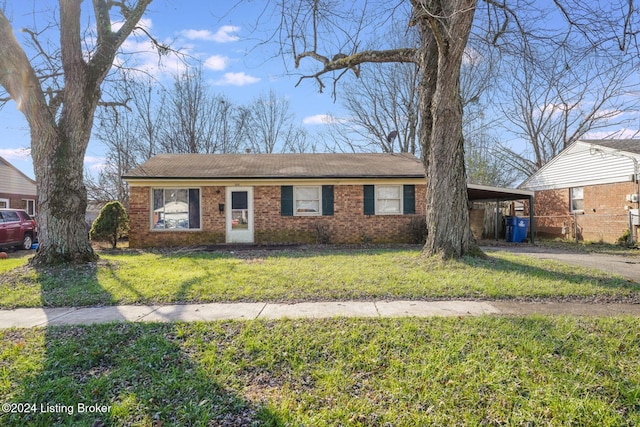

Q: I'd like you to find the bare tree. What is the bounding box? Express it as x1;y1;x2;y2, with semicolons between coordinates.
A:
464;114;520;187
338;61;420;155
271;0;639;258
332;19;422;155
89;75;167;206
244;89;308;153
0;0;160;265
128;75;166;161
277;0;478;258
89;109;139;206
92;67;250;204
161;67;243;154
498;49;640;177
335;27;498;158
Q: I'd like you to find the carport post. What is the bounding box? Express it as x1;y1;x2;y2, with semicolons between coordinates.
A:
528;195;535;244
495;199;499;240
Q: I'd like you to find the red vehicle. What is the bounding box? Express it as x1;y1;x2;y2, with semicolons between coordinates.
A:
0;209;37;250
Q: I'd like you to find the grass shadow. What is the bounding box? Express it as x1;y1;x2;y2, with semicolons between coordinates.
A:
3;244;639;309
35;262;117;307
1;251;281;426
1;322;281;426
464;250;640;299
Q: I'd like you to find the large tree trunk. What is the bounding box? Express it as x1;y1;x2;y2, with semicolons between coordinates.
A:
32;130;97;264
414;0;480;258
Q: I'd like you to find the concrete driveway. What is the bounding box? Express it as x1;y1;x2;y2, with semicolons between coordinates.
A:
482;245;640;283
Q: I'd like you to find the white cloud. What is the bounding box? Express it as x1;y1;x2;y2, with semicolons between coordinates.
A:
112;17;153;33
214;72;260;86
302;114;344;125
204;55;230;71
114;37;190;79
213;25;240;42
584;129;640;140
462;47;483;66
84;156;107;172
180;25;240;43
0;148;31;161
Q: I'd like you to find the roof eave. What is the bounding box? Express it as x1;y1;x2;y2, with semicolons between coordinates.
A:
122;174;426;181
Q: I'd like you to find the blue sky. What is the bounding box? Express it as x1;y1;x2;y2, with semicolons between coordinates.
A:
2;1;639;181
0;0;345;179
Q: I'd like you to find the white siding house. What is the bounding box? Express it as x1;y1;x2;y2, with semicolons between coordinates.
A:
520;139;640;243
520;140;640;191
0;156;37;215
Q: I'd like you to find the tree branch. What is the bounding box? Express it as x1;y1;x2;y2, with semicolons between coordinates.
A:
0;10;51;123
90;0;152;84
295;48;417;92
59;0;86;78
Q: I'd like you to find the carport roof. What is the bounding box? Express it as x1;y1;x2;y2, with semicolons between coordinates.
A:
467;184;534;202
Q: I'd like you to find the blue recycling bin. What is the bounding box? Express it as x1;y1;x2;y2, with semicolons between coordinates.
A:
505;216;529;243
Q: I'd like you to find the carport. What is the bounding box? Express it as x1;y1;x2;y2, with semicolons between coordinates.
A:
467;184;535;243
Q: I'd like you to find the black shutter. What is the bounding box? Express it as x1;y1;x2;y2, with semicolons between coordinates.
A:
322;185;334;216
363;185;375;215
281;186;294;216
403;185;415;214
188;189;201;229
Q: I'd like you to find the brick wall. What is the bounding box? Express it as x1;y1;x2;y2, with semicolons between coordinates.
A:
128;183;427;248
532;181;638;243
0;193;36;211
253;185;427;244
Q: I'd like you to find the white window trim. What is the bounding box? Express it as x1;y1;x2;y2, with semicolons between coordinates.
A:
23;199;36;216
150;188;202;231
294;186;322;216
570;187;584;213
375;185;403;215
0;198;9;209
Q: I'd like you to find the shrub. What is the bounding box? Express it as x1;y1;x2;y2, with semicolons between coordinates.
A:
408;215;427;244
617;229;631;246
313;221;331;244
90;201;129;249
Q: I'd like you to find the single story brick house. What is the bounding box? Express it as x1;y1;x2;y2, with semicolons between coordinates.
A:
520;139;640;243
0;156;37;216
123;153;429;247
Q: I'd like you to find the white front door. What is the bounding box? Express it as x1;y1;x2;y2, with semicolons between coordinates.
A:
226;187;254;243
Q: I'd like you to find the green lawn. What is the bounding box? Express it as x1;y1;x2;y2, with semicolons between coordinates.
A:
1;317;639;426
533;238;640;256
0;247;638;308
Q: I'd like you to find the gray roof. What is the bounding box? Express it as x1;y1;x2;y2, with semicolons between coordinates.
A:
123;153;426;180
581;139;640;155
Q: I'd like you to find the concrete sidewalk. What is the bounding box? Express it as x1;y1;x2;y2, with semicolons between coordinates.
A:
1;300;640;328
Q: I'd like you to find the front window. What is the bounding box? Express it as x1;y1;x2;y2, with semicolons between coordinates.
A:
570;187;584;212
294;186;321;216
376;185;402;214
152;188;200;230
0;198;8;209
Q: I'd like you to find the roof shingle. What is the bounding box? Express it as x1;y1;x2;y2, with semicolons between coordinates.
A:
581;139;640;155
123;153;426;180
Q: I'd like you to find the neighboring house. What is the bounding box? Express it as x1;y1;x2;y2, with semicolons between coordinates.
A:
123;153;534;248
520;139;640;243
0;156;37;216
85;201;106;231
